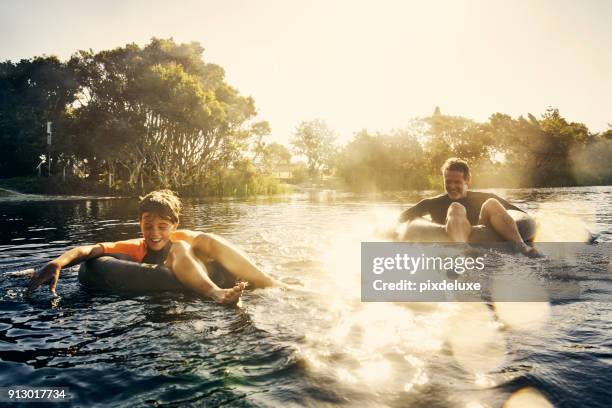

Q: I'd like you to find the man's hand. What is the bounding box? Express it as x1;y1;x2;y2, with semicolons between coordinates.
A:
27;262;61;296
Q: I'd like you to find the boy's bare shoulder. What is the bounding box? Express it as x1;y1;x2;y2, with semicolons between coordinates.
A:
98;238;144;248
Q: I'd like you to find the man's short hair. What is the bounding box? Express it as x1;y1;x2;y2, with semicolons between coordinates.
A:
138;190;181;223
441;158;470;179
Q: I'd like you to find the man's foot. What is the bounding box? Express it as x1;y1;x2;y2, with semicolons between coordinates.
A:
517;243;542;258
211;282;246;305
460;243;483;257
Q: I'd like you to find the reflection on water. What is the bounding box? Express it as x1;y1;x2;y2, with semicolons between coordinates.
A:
505;387;554;408
0;187;610;407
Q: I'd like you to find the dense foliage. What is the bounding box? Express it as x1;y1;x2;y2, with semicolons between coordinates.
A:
336;108;611;191
1;39;609;195
0;38;286;196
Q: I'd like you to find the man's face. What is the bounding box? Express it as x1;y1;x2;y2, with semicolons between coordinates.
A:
139;212;178;251
444;170;470;200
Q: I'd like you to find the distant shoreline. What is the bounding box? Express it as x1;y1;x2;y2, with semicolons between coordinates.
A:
0;186;27;196
1;177;610;200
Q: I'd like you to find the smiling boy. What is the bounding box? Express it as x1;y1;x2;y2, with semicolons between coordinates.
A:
27;190;277;303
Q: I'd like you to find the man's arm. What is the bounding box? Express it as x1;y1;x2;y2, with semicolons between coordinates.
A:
398;199;429;223
172;230;277;287
27;244;104;295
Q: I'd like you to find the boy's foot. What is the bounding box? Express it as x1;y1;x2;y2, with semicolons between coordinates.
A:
212;282;246;305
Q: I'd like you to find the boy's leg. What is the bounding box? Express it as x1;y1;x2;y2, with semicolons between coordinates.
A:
165;241;245;304
192;234;278;288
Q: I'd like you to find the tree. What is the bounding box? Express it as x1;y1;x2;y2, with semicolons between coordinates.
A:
260;142;291;173
485;108;593;186
0;57;77;177
424;112;493;176
337;128;428;192
291;119;336;179
65;38;266;192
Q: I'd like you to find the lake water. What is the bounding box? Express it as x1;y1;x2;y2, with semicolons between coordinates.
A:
0;187;610;407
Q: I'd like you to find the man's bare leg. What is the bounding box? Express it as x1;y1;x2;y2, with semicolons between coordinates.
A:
479;198;539;257
446;202;472;243
165;242;245;304
445;203;481;255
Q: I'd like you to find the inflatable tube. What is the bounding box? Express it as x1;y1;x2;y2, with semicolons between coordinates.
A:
78;254;237;294
398;209;537;244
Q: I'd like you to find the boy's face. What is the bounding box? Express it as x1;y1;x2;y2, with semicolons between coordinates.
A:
139;212;178;251
444;170;470;200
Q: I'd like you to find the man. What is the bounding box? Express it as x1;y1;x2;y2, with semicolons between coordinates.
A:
398;158;539;257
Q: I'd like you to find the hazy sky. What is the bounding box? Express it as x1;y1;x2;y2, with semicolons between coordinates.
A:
1;0;611;144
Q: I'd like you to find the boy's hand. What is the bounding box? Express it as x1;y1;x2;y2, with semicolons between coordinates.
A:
27;262;61;296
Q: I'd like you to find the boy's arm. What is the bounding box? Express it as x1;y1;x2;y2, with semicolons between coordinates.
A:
27;244;104;295
172;230;277;287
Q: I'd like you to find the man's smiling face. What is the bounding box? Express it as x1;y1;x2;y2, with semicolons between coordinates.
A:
444;170;470;200
139;212;177;251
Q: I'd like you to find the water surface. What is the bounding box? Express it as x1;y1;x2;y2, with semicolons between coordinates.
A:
1;187;610;407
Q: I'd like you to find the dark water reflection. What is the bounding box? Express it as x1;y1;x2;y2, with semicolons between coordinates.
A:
0;187;611;407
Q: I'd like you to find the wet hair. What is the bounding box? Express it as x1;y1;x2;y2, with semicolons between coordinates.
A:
441;157;470;179
138;190;181;223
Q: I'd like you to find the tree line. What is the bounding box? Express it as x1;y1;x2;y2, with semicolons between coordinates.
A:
292;108;611;191
1;38;610;196
0;38;285;196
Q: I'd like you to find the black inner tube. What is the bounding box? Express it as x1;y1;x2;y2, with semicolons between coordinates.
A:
400;210;537;244
78;254;237;294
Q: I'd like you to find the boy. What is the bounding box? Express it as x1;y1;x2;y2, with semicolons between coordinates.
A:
27;190;277;304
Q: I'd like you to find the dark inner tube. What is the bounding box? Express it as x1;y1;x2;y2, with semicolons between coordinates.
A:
78;254;237;294
399;209;537;245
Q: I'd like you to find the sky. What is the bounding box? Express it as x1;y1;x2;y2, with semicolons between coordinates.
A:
1;0;611;145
